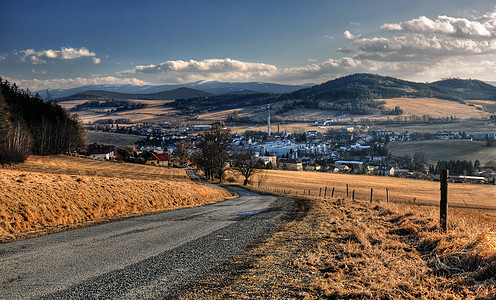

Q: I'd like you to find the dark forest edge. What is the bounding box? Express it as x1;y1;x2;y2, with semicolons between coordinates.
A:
0;78;86;165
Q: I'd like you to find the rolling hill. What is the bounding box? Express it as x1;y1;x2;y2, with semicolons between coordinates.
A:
168;74;496;117
57;87;212;101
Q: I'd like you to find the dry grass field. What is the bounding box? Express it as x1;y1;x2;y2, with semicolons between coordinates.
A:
86;130;144;147
176;170;496;299
382;97;491;120
374;119;495;134
251;170;496;210
467;100;496;114
0;155;232;242
387;140;496;165
59;99;178;124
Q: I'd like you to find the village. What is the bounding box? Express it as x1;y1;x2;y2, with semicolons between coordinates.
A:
83;118;496;184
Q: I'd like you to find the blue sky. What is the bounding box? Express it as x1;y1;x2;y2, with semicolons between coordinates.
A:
2;0;496;90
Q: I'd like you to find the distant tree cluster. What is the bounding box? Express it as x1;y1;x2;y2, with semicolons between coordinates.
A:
0;79;86;164
435;160;476;176
171;93;274;115
276;97;384;115
70;99;146;113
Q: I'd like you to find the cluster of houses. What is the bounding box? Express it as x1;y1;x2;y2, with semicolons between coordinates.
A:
84;121;496;182
85;143;171;166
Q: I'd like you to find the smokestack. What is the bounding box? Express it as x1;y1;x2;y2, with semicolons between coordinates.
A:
267;104;271;136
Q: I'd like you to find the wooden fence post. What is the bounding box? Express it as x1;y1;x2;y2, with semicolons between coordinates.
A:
346;184;349;198
331;187;335;198
319;188;322;197
440;169;448;231
370;188;374;203
386;188;389;203
352;189;355;201
324;186;327;197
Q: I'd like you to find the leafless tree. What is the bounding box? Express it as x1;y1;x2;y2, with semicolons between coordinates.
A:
232;150;262;185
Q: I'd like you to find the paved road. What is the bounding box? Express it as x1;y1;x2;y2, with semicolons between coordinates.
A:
0;185;292;299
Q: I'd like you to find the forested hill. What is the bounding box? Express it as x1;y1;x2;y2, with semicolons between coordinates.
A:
168;74;496;115
0;79;86;164
430;78;496;100
285;73;496;102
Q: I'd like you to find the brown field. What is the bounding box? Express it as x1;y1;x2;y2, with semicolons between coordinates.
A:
375;119;495;134
382;97;491;119
387;139;496;165
59;99;178;124
467;100;496;113
251;170;496;209
86;130;144;146
177;170;496;299
0;155;232;242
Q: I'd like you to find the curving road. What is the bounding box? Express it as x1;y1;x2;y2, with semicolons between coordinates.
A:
0;183;293;299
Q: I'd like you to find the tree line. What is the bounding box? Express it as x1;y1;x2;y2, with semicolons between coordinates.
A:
0;79;86;164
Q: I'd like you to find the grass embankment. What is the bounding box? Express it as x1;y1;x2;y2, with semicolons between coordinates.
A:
177;170;496;299
0;155;232;242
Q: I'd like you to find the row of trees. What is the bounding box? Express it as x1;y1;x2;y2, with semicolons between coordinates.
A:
433;160;480;176
0;79;86;164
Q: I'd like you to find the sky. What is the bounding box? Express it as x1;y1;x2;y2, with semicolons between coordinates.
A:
2;0;496;91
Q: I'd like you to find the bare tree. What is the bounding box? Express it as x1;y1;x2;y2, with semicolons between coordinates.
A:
192;122;232;182
256;170;270;188
173;139;192;164
232;150;261;185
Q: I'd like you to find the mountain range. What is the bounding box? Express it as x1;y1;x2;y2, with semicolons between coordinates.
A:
38;81;313;100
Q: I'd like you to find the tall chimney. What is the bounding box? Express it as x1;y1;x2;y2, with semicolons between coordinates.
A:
267;104;271;136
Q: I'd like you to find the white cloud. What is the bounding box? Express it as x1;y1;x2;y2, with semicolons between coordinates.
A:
20;47;101;64
120;58;277;75
381;14;494;38
344;30;361;40
324;35;335;39
7;76;149;91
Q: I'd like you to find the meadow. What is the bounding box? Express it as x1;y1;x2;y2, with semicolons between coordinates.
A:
0;155;232;242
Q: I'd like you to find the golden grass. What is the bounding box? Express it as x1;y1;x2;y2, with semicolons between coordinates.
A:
255;170;496;209
0;155;232;242
58;99;178;124
7;155;190;181
176;170;496;299
382;97;491;119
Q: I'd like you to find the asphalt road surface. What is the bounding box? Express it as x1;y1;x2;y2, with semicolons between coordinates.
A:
0;184;293;299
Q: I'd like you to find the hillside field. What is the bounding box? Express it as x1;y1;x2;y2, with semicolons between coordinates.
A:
382;97;491;119
86;130;144;147
0;155;232;242
387;140;496;165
